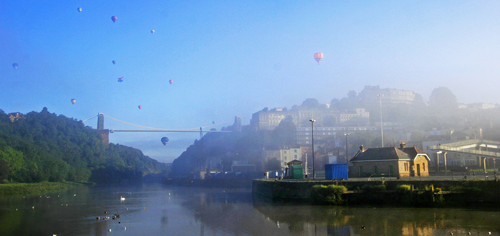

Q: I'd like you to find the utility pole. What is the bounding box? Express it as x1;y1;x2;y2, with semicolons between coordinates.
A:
378;94;384;147
310;119;316;180
344;133;349;162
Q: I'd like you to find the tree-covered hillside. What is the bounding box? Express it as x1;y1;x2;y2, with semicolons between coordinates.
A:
0;108;167;184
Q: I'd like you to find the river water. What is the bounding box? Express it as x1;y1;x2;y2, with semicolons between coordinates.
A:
0;184;499;236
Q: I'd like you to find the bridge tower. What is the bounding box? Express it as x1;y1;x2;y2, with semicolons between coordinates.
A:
95;113;110;146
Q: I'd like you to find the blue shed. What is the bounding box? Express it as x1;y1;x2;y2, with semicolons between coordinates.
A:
325;164;348;180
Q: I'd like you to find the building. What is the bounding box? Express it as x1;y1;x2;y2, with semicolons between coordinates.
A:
261;147;302;170
250;108;296;130
358;85;424;108
350;143;430;178
8;112;25;123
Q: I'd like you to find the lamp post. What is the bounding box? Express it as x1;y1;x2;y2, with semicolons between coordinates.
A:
309;119;316;180
344;133;349;162
377;94;384;147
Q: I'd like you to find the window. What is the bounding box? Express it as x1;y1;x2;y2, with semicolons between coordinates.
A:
374;166;378;174
404;163;409;171
423;163;426;171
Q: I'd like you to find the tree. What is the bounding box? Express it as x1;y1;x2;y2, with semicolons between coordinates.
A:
429;87;458;111
0;160;10;183
300;98;322;109
0;146;25;180
271;116;297;147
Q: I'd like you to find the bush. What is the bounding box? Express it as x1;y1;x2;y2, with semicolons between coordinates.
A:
449;185;483;195
362;184;386;193
311;184;347;205
396;184;411;192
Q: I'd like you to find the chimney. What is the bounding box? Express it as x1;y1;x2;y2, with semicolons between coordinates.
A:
400;142;406;149
359;145;365;152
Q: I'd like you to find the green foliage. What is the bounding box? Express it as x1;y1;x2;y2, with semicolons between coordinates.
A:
362;184;386;193
0;182;84;195
0;146;25;181
311;184;347;205
396;184;411;192
449;185;484;195
0;160;10;182
0;108;167;184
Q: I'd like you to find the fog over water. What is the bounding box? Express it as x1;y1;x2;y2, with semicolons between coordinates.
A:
2;1;500;163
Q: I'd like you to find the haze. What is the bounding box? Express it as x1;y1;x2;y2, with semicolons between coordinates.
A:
2;0;499;163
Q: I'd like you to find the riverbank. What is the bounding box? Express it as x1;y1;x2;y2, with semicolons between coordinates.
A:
0;182;92;196
253;179;500;206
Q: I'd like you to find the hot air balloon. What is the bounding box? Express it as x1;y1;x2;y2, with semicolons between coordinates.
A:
138;105;142;109
169;80;173;84
77;7;82;12
71;99;76;104
151;30;155;34
118;77;123;82
111;16;117;23
161;137;169;146
212;121;215;125
112;60;116;64
12;63;18;69
313;52;323;65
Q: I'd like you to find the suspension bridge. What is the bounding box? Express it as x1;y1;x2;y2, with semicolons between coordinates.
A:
83;113;239;145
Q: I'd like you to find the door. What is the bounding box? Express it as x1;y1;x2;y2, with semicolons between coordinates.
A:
389;165;393;177
416;164;420;176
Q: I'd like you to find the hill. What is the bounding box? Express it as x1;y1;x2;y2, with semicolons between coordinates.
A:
0;108;168;184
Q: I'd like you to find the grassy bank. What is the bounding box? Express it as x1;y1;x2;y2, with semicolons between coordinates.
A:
0;182;90;196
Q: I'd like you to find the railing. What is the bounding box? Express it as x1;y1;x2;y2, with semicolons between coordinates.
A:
430;139;500;157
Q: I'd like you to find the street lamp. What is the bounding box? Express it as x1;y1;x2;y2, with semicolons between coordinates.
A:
344;133;349;162
309;119;316;180
377;94;384;147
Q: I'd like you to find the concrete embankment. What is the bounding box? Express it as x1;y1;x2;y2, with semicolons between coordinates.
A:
252;179;500;206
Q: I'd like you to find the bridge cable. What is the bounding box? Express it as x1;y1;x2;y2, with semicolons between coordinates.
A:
102;114;230;131
82;115;98;122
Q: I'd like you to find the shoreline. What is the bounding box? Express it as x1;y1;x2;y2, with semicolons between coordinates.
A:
252;179;500;207
0;182;93;196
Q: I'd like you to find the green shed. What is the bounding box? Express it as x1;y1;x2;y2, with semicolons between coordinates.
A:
286;160;303;179
290;165;303;179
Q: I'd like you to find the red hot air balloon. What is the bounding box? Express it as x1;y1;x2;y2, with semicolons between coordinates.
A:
313;52;324;65
111;16;117;23
71;99;76;104
138;105;142;109
118;77;123;82
169;80;173;84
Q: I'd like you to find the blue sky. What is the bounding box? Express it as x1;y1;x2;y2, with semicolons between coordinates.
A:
2;0;500;163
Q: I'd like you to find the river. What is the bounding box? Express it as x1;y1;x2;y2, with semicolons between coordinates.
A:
0;184;499;235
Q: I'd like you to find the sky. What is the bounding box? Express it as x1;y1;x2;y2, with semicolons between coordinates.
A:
2;0;500;163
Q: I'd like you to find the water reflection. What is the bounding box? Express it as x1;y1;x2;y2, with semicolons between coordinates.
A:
252;195;500;236
0;185;499;236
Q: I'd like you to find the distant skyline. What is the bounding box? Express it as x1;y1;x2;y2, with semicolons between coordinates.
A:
2;1;500;163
